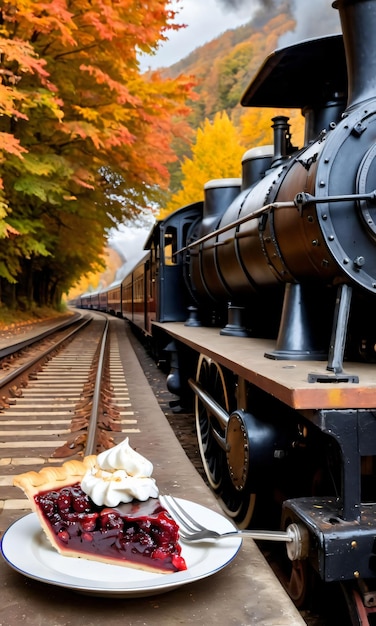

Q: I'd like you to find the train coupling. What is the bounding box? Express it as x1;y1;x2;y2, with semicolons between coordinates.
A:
246;523;310;561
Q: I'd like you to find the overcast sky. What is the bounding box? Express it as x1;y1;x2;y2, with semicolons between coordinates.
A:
139;0;253;71
139;1;341;71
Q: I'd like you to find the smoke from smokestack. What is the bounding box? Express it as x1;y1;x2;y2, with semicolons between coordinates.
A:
215;1;341;41
279;0;341;46
216;0;276;10
216;0;248;7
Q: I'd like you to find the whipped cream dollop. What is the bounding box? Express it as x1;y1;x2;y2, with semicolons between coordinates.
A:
81;438;159;507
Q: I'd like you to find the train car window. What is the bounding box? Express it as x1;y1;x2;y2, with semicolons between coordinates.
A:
164;227;177;266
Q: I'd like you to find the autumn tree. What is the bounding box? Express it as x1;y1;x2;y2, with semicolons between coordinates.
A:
169;9;297;129
239;107;305;152
159;6;298;203
159;111;245;218
0;0;193;308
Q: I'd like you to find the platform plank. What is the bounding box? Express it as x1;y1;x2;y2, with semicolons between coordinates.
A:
155;322;376;410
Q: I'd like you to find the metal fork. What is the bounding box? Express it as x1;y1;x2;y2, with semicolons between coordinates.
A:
160;495;293;543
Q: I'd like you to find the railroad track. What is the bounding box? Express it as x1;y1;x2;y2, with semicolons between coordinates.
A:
0;314;137;529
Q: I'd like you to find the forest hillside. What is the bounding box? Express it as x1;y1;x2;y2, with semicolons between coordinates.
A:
162;2;294;126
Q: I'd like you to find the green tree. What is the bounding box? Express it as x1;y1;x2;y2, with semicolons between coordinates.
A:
217;43;252;111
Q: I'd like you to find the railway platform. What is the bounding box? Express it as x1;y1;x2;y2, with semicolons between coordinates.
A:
0;314;305;626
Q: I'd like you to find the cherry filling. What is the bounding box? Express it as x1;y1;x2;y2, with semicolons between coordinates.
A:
34;484;187;572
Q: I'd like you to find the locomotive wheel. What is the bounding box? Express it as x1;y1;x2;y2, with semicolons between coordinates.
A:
217;482;256;529
339;582;376;626
195;355;229;492
282;560;310;608
195;355;256;528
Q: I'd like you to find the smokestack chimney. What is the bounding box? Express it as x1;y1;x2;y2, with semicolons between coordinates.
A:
333;0;376;109
271;116;291;165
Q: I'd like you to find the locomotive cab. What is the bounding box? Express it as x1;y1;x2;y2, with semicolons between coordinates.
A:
144;203;203;323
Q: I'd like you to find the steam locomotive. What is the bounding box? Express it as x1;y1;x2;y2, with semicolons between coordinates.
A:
78;0;376;620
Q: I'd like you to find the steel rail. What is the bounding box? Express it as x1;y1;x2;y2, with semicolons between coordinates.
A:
0;312;85;359
84;317;110;456
0;316;92;391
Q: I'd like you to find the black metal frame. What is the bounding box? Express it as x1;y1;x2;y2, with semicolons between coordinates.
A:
284;407;376;581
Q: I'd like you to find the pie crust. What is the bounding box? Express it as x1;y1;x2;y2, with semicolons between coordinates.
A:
14;456;97;502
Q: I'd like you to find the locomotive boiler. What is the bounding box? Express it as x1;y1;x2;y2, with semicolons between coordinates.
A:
185;0;376;380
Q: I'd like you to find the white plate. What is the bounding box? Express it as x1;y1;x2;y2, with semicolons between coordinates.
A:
1;498;242;597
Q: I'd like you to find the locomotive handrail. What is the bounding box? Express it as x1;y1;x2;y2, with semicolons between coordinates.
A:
295;190;376;208
174;200;295;255
174;189;376;255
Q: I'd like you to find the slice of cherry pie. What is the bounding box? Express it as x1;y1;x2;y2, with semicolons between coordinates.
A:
14;457;187;574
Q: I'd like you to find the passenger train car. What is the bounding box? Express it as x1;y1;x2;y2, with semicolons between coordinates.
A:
77;1;376;621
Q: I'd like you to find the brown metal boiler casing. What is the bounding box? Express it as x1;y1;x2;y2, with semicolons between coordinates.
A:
215;168;281;297
190;179;241;302
261;145;336;284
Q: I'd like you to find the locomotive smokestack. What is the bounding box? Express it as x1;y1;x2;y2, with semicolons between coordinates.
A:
333;0;376;109
271;116;291;165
